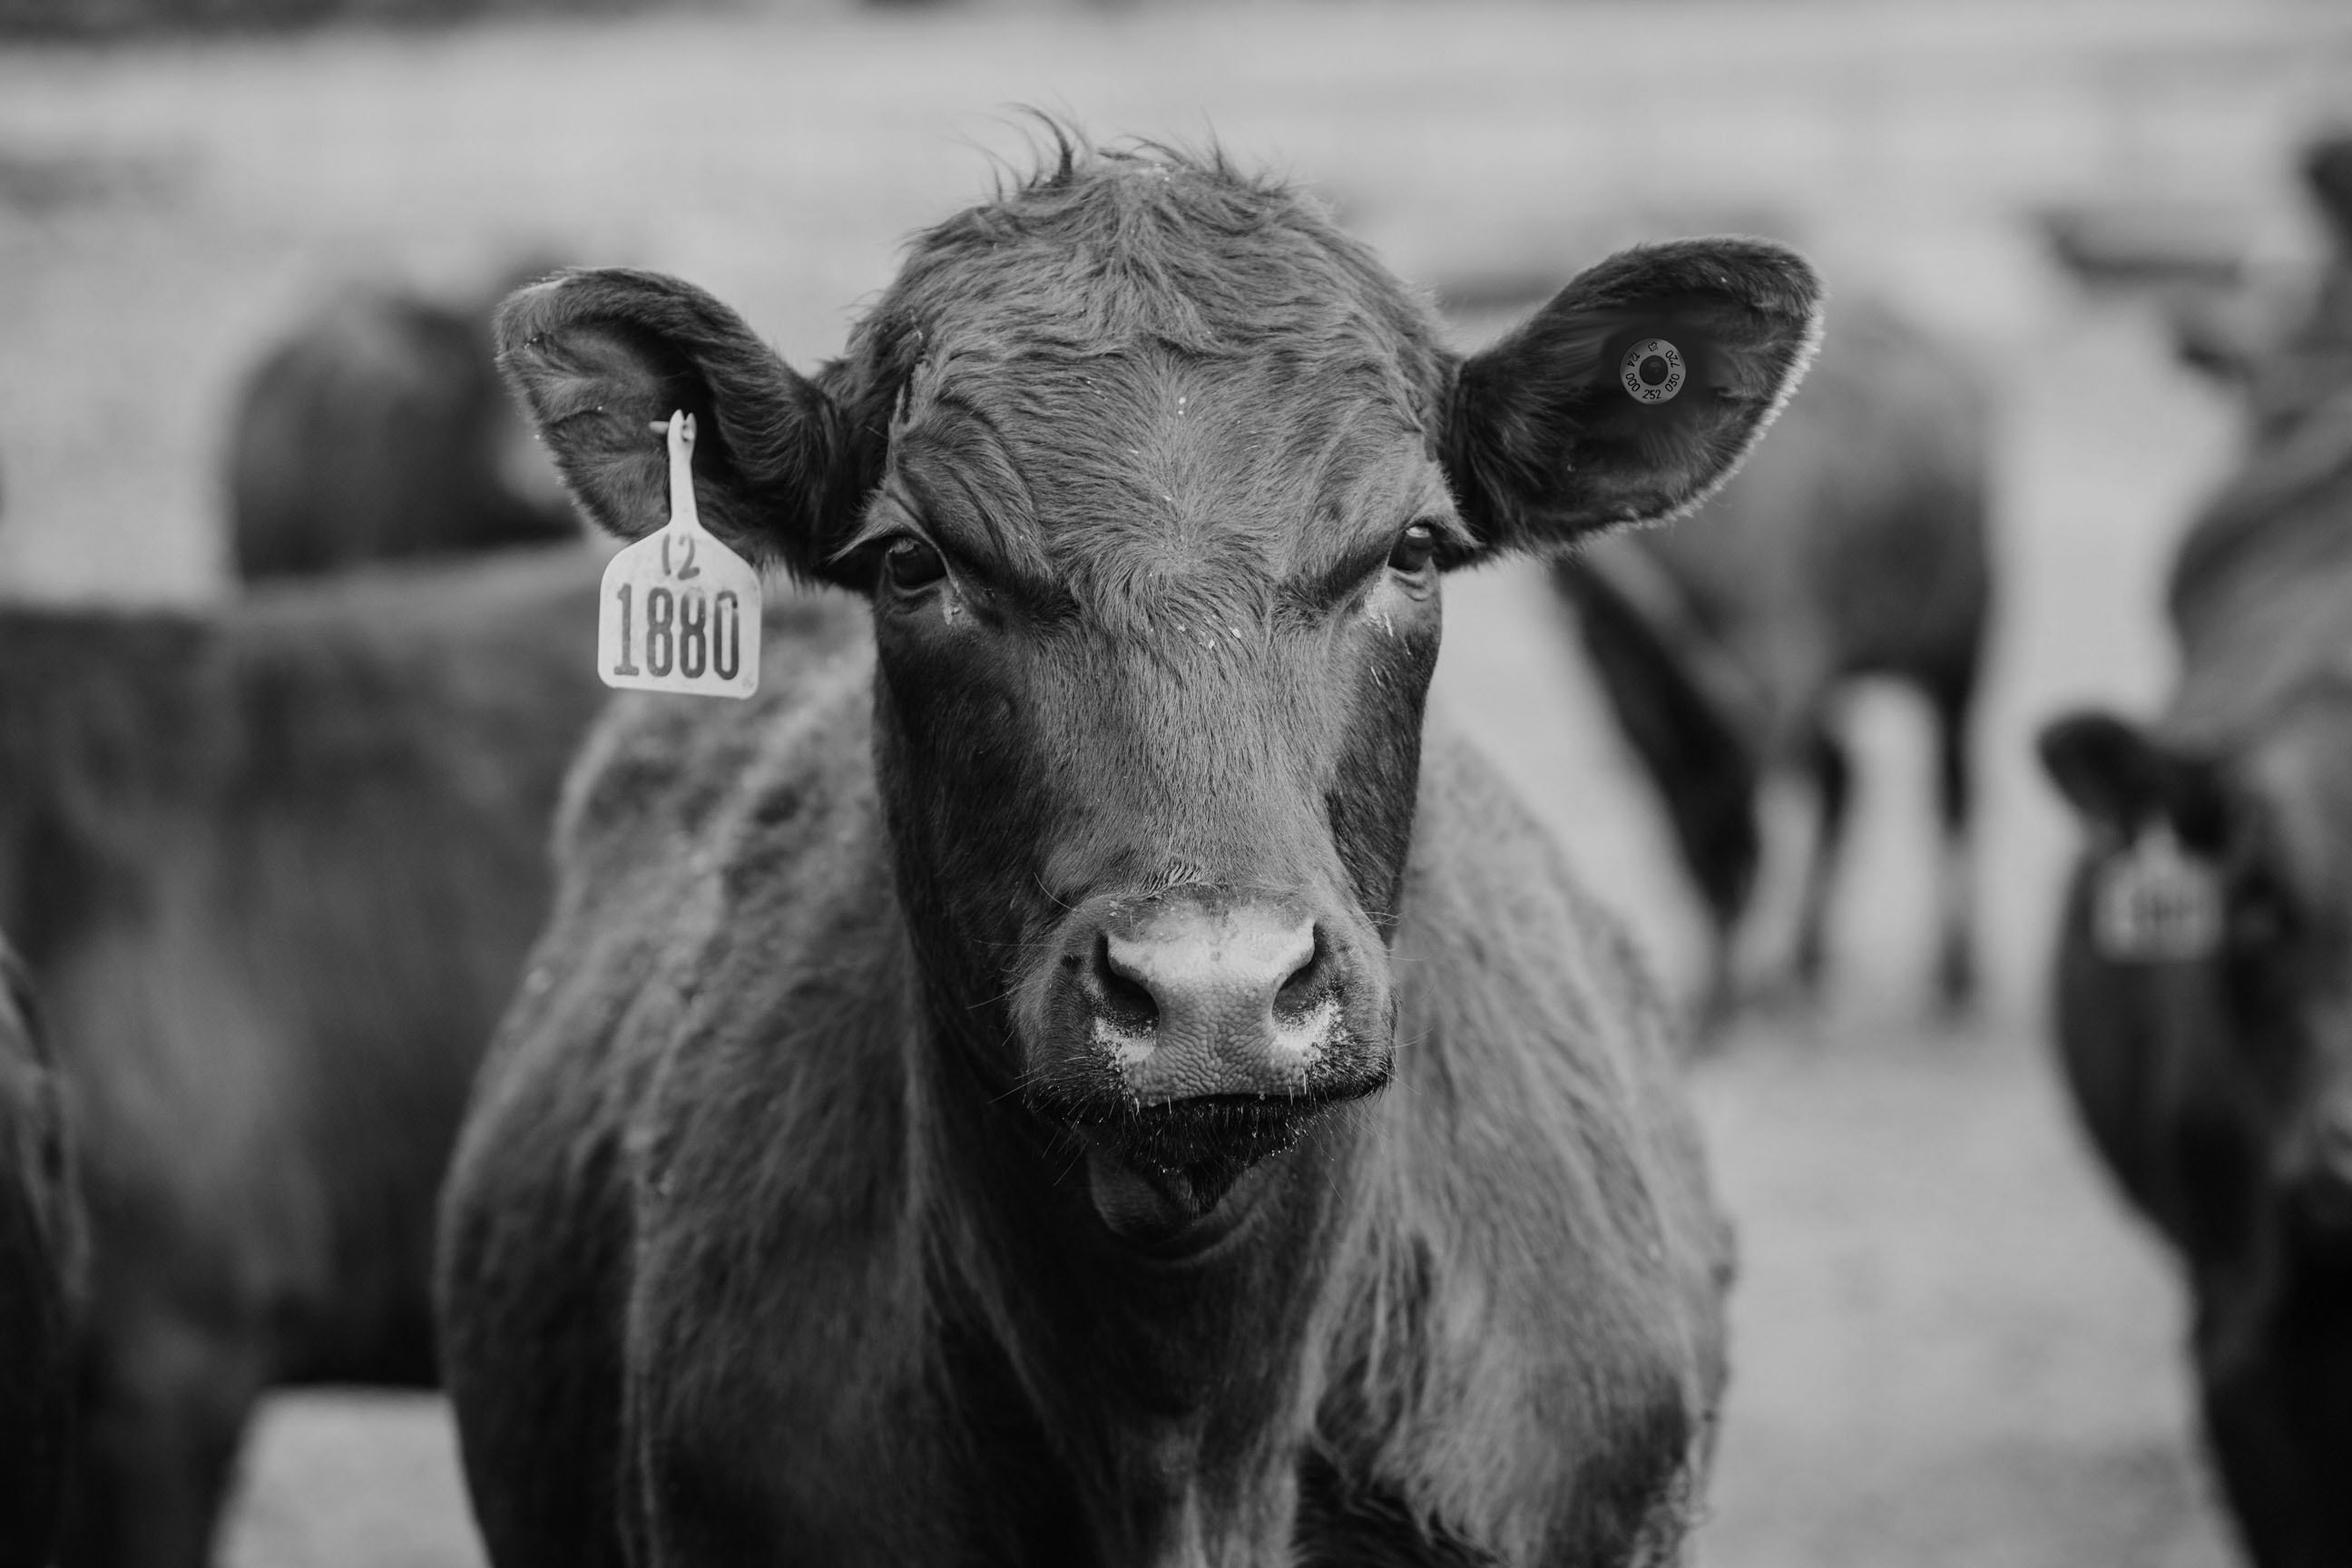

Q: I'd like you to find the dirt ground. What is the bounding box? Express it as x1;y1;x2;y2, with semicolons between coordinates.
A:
6;2;2352;1563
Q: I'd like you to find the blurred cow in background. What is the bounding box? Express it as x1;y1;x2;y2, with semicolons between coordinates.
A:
2112;129;2352;447
2040;367;2352;1568
0;547;633;1568
2179;132;2352;440
1553;298;1991;1026
0;934;79;1568
225;266;580;579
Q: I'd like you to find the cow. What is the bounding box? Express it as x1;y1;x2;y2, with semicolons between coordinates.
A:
436;135;1821;1567
2161;131;2352;446
2039;359;2352;1567
0;933;79;1568
1550;297;1990;1026
225;270;580;579
0;546;859;1568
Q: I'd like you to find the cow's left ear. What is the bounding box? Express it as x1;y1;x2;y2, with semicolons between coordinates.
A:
1442;239;1822;554
495;268;877;589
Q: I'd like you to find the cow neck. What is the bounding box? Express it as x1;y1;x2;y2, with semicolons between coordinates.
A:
906;984;1372;1565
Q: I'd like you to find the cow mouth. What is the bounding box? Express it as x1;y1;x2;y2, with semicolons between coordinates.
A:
1040;1081;1388;1243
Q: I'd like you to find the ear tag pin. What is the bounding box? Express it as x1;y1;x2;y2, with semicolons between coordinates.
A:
2092;821;2224;963
1621;338;1687;405
596;411;761;700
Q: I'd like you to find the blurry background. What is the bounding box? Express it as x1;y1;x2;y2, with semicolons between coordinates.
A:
4;1;2348;1563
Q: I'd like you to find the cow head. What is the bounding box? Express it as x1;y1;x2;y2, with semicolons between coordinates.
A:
2043;701;2352;1240
2166;131;2352;439
499;141;1818;1239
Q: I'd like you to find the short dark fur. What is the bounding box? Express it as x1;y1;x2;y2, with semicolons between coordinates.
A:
2041;372;2352;1566
1553;297;1990;1022
0;551;844;1568
0;935;80;1568
447;133;1817;1566
228;278;581;578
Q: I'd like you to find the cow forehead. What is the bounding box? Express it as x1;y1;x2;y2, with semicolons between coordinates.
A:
846;152;1456;586
885;344;1447;586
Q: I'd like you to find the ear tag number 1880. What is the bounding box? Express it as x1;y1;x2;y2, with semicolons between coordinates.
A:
598;410;761;699
2092;821;2224;963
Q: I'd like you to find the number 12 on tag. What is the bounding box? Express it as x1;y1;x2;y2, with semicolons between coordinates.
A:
598;411;761;699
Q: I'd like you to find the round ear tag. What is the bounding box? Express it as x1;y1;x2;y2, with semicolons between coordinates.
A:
1620;338;1686;405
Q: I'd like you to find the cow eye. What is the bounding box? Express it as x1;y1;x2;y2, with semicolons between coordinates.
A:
882;536;947;593
1388;522;1438;574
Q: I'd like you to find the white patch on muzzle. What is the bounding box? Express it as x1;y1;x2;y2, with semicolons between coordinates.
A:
1271;995;1341;1062
1087;996;1341;1072
1092;1014;1157;1069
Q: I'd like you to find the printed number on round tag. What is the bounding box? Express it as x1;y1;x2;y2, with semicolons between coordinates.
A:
597;412;761;700
1620;338;1686;405
2092;823;2223;963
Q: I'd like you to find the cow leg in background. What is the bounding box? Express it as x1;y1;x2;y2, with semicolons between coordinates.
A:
1928;667;1978;1016
63;1313;267;1568
1696;841;1756;1041
1549;557;1760;1040
1790;720;1853;998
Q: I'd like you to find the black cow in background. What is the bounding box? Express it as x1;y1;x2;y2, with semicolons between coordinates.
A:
0;934;79;1568
2040;361;2352;1564
1553;297;1991;1026
225;266;580;579
439;138;1819;1566
0;549;849;1568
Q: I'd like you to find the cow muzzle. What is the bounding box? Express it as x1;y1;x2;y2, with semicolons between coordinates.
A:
1019;885;1394;1233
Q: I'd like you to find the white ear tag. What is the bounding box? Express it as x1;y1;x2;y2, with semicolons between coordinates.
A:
2092;822;2224;963
1620;338;1686;405
596;411;760;699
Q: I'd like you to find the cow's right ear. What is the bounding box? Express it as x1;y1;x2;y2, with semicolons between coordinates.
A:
2038;710;2229;846
1441;238;1823;556
495;268;871;589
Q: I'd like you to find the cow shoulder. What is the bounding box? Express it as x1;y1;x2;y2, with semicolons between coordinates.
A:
453;620;938;1558
1317;721;1728;1560
441;605;876;1560
589;652;950;1556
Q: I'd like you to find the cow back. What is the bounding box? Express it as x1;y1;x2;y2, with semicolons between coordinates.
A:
1;546;609;1387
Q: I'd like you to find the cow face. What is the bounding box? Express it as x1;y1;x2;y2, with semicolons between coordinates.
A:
500;145;1818;1237
2043;704;2352;1240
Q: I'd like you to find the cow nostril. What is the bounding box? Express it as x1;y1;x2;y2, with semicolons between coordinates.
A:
1091;933;1161;1034
1273;927;1331;1019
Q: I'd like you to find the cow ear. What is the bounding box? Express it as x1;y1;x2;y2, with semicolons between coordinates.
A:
1442;238;1823;554
2039;710;2230;846
495;268;870;590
